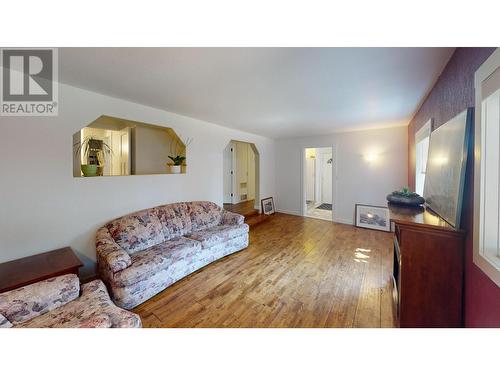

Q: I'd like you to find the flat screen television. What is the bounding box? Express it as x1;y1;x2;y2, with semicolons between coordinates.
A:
423;108;473;228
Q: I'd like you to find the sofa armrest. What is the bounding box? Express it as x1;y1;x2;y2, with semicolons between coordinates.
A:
0;274;80;325
221;210;245;225
80;279;142;328
96;226;132;274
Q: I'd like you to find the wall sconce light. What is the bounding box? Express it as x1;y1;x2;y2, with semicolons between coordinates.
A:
433;155;448;166
364;153;379;163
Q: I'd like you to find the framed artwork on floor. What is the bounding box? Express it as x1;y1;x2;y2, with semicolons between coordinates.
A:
355;204;390;232
261;197;275;215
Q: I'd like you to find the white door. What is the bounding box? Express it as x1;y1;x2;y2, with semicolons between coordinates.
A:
306;157;315;202
102;135;112;176
119;128;131;175
320;151;332;204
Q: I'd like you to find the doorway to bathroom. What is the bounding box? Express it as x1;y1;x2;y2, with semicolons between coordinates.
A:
303;147;333;221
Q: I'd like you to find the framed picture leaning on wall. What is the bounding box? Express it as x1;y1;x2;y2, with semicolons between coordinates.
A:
355;204;390;232
261;197;275;215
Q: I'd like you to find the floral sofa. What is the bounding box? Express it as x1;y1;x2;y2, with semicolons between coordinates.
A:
0;274;141;328
96;201;249;309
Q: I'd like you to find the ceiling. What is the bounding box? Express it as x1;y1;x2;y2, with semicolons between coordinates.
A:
59;48;455;139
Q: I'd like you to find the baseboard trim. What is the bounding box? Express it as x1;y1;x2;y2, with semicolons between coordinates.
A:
275;209;302;216
333;217;353;225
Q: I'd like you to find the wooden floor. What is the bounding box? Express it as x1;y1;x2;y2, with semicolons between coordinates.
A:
223;199;270;227
133;213;395;327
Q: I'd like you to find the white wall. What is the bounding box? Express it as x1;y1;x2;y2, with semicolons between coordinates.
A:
275;126;408;224
0;83;275;276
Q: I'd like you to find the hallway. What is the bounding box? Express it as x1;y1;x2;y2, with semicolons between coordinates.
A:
306;201;332;221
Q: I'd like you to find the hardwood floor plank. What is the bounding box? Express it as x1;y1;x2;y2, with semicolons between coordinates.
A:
139;312;163;328
133;213;394;328
353;247;382;328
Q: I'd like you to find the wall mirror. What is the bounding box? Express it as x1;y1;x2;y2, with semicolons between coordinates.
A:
73;115;188;177
423;108;472;229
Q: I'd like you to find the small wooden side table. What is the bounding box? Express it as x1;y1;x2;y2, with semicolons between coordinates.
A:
0;247;83;293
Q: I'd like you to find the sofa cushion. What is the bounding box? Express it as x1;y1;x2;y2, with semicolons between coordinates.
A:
186;224;249;249
157;202;193;240
0;274;80;325
17;280;141;328
75;314;112;328
187;201;223;231
111;237;202;287
106;208;165;255
110;232;249;309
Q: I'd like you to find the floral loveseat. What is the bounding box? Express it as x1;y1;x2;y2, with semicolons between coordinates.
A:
96;201;249;309
0;274;141;328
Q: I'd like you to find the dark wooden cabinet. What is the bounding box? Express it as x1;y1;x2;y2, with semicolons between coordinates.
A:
389;204;466;328
0;247;83;293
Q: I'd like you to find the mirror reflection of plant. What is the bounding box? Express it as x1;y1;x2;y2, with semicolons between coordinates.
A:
169;135;193;165
167;155;185;166
74;136;113;165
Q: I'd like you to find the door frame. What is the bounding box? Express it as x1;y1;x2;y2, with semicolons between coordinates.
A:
301;145;337;221
231;141;238;204
223;141;234;204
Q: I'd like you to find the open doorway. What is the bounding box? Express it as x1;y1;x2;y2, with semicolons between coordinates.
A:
303;147;333;221
223;140;260;214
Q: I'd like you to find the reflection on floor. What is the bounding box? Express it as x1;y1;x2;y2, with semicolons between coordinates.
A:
306;201;332;221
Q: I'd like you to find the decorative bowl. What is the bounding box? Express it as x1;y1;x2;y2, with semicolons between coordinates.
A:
386;192;425;206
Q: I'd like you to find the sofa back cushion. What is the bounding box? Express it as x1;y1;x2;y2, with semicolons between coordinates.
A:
157;202;193;240
106;208;165;255
187;201;223;231
0;274;80;326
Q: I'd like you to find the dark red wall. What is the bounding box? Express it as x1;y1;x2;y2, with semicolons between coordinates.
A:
408;47;500;327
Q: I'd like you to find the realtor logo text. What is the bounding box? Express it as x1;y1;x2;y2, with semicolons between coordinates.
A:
1;48;58;116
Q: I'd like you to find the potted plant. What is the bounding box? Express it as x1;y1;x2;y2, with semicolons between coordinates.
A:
386;186;425;206
74;136;112;177
168;136;192;174
168;155;185;174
